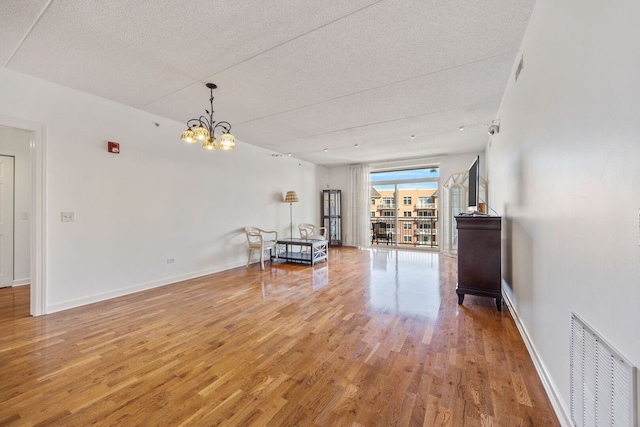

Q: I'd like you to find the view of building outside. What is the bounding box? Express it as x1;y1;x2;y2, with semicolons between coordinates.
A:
370;168;439;248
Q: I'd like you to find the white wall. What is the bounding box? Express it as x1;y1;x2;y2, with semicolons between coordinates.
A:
486;0;640;423
0;68;328;313
0;127;31;284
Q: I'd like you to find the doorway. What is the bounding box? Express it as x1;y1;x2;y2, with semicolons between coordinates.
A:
370;167;439;249
0;118;44;316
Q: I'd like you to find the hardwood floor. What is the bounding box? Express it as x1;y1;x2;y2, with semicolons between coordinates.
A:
0;248;559;426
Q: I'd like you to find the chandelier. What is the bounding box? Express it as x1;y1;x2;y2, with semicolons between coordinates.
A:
180;83;235;151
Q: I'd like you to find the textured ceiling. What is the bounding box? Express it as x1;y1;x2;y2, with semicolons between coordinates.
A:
1;0;535;166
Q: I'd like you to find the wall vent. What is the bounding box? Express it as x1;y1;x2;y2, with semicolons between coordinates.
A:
570;313;637;426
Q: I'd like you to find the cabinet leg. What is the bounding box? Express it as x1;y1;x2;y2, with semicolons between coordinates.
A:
457;292;464;305
495;297;502;312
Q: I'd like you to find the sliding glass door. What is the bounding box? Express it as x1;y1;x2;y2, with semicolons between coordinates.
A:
370;168;439;249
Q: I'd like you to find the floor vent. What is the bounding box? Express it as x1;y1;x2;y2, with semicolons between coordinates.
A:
570;313;637;427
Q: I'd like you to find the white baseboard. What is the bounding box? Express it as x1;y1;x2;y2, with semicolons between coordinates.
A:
13;278;30;286
46;261;246;314
502;290;573;427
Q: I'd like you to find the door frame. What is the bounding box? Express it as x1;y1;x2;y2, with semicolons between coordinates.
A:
370;168;440;250
0;155;15;288
0;115;46;316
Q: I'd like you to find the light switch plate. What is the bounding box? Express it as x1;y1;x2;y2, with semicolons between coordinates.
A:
61;211;75;222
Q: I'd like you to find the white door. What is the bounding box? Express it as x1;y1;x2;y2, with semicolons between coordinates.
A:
0;155;14;288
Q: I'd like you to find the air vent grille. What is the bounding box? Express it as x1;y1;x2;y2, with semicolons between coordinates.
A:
570;313;637;427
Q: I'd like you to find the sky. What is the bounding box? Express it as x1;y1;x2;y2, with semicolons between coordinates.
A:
371;168;439;190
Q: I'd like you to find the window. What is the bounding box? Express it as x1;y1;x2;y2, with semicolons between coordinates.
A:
418;223;431;229
371;198;375;205
451;185;462;246
403;196;412;205
403;235;412;243
370;211;375;217
403;222;412;230
417;211;428;217
382;197;394;207
403;211;412;217
382;211;394;217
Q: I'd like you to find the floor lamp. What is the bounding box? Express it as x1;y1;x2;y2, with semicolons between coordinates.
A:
285;191;299;238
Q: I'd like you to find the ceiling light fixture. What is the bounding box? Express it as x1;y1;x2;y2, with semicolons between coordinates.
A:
180;83;235;151
459;126;465;131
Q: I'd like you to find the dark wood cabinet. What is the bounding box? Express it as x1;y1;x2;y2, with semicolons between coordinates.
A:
455;216;502;311
322;190;342;246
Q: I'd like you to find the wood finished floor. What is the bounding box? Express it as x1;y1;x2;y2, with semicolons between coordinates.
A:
0;248;559;426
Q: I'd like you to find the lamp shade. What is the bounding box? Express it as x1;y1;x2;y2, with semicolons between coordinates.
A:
285;191;299;203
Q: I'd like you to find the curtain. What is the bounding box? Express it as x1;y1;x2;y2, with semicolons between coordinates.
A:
347;164;371;247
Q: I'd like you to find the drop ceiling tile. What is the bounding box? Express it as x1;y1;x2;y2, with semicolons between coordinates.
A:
0;0;49;65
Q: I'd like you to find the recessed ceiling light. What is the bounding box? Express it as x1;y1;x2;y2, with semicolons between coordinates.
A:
459;126;465;131
354;144;359;148
324;148;328;152
287;153;292;157
410;135;416;139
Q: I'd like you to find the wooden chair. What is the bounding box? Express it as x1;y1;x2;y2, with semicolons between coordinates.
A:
244;227;278;270
298;223;327;240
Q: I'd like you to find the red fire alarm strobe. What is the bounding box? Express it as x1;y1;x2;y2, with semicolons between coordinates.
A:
108;141;120;154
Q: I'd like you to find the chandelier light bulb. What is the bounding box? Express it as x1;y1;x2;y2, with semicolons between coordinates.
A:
219;132;236;151
181;129;196;144
203;136;217;150
193;125;209;141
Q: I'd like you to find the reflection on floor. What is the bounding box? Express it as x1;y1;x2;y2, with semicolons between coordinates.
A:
369;248;442;318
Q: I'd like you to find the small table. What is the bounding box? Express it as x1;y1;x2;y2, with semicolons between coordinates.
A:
276;238;328;266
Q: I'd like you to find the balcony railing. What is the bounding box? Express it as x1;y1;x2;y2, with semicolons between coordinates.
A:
414;202;436;209
415;229;437;235
371;217;438;248
377;203;396;210
416;213;437;219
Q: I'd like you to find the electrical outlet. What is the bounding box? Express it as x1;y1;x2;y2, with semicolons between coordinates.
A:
166;258;175;264
61;211;75;222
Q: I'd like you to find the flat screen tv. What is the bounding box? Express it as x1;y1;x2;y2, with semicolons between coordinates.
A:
468;155;480;212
